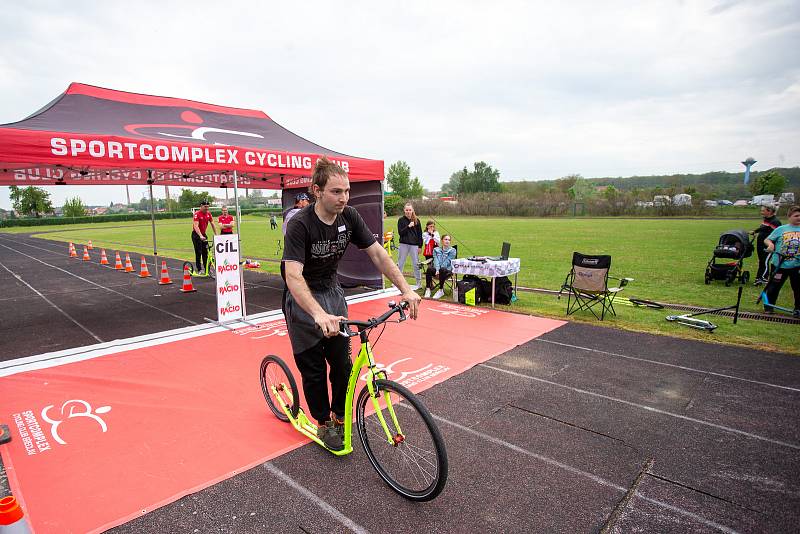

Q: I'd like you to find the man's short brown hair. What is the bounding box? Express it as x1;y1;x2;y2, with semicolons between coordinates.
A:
788;205;800;216
310;156;347;193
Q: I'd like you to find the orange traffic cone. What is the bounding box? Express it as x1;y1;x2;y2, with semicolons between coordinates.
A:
82;246;91;261
114;251;123;270
69;242;77;258
87;239;93;250
139;257;151;278
180;265;196;293
99;249;109;265
0;495;32;533
124;253;134;273
158;260;173;285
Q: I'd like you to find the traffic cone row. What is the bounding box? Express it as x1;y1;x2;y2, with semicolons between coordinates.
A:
63;239;197;295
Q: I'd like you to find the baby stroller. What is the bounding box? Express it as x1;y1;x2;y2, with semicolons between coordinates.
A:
704;229;753;286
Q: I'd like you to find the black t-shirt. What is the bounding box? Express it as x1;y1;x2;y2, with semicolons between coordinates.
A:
282;205;376;290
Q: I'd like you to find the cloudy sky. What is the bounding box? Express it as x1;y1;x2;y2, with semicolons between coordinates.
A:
1;0;798;209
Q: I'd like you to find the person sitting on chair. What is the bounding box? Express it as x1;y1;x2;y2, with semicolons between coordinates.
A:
425;234;456;299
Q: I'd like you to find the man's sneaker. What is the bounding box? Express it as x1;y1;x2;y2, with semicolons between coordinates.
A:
432;289;445;299
331;414;345;440
424;288;431;298
410;284;420;291
753;279;765;286
317;420;344;451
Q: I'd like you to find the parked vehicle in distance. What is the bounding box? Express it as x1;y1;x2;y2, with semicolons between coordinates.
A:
703;200;718;207
654;195;671;206
673;194;692;206
751;194;775;206
779;192;795;204
733;200;749;207
717;200;733;206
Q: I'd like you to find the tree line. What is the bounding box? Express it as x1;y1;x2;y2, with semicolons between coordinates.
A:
383;160;798;216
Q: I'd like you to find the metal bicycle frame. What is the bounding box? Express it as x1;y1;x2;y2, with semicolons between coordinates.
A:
269;329;402;457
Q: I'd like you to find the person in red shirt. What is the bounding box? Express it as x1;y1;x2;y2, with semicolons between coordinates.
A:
218;206;235;235
191;201;218;272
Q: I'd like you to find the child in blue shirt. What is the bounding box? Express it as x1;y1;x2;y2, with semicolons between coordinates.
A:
424;234;457;299
763;205;800;315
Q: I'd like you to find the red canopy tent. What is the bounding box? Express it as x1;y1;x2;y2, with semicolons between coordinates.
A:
0;82;384;189
0;83;387;293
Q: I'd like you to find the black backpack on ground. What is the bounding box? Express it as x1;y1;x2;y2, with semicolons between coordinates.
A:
494;276;513;305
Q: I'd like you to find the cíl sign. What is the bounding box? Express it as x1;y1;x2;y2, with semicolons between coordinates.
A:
214;234;243;322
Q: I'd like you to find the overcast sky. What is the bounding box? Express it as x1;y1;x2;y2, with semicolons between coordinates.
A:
1;0;798;209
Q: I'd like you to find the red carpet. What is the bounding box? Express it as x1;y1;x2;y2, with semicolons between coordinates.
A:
0;297;564;533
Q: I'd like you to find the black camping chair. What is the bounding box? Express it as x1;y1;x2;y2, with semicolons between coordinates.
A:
559;252;633;320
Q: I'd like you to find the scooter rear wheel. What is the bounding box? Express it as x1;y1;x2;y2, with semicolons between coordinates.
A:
260;355;299;422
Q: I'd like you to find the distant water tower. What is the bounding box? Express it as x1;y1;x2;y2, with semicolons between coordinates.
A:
741;157;756;185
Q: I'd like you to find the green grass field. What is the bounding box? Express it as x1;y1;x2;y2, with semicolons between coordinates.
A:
2;215;797;354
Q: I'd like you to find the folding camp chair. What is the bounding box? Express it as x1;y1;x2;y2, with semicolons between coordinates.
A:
559;252;632;320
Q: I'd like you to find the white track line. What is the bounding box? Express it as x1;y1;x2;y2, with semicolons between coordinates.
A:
432;414;739;534
0;261;103;343
262;463;370;534
0;241;198;326
536;338;800;393
480;363;800;451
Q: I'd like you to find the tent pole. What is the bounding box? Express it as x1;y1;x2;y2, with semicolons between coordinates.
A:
148;171;158;261
381;179;386;291
233;171;247;318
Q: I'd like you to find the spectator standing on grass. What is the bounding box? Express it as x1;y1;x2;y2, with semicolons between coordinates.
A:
421;220;441;263
270;214;277;230
282;192;311;235
753;204;781;285
425;234;456;299
218;206;235;235
191;201;218;272
763;205;800;316
397;202;423;290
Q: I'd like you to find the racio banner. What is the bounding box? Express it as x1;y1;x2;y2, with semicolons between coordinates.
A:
214;234;244;322
0;82;383;188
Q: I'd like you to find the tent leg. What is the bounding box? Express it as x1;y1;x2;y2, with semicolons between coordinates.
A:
148;172;158;262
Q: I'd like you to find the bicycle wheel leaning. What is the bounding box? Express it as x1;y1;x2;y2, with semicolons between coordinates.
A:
356;379;448;501
182;261;195;275
260;355;299;422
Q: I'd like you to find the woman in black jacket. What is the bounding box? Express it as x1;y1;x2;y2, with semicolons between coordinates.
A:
397;202;423;290
753;204;781;284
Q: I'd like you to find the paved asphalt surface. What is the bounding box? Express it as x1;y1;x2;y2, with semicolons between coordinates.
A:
1;233;799;533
